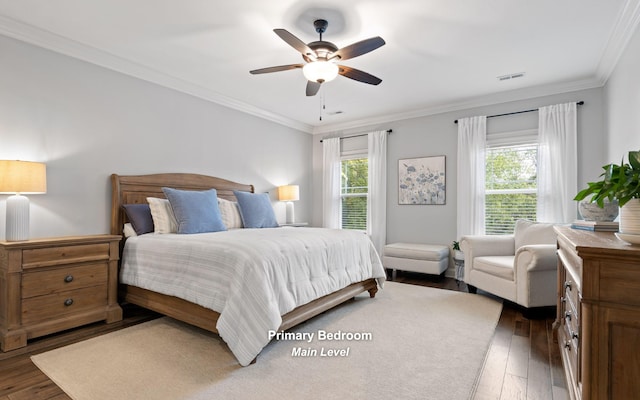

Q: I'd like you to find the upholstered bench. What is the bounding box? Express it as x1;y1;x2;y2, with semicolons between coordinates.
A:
382;243;449;279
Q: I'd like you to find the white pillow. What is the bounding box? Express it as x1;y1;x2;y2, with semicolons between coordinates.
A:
123;223;137;238
514;219;556;249
218;197;244;229
147;197;178;234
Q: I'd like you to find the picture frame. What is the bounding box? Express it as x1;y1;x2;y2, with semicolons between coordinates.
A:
398;156;446;205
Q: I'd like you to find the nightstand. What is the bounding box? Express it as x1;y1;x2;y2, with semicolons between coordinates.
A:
0;235;123;351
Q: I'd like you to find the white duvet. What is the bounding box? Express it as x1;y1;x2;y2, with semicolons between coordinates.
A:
120;227;386;366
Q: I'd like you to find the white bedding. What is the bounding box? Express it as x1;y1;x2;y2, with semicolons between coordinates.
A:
120;227;386;366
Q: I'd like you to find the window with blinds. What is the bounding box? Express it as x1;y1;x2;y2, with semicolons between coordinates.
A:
341;157;368;230
485;142;538;234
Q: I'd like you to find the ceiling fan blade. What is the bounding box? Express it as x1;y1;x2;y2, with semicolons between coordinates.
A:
274;29;317;59
338;65;382;85
306;81;321;96
330;36;385;61
250;64;303;74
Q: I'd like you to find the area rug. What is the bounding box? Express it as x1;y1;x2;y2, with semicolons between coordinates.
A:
31;282;502;400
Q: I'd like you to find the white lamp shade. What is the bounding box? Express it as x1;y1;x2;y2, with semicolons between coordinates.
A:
302;61;339;83
0;160;47;194
278;185;300;202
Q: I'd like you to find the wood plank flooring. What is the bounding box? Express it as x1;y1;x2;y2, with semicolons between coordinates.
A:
0;275;567;400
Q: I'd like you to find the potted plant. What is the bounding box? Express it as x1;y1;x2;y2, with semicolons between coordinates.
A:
452;240;464;260
574;150;640;235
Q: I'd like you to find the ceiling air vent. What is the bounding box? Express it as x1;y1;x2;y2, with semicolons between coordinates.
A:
497;72;526;81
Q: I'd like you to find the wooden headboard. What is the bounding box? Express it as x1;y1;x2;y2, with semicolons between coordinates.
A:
110;173;255;236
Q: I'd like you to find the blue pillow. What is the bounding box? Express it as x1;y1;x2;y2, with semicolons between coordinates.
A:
162;187;227;234
122;204;154;235
233;190;279;228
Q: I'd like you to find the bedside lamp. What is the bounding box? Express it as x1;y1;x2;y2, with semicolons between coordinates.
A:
278;185;299;224
0;160;47;241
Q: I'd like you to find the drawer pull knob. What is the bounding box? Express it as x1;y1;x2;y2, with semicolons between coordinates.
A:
64;298;74;306
64;275;74;283
564;340;571;350
564;281;572;291
572;331;579;340
565;311;572;321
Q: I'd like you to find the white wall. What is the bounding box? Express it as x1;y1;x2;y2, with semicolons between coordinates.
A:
0;35;312;240
604;18;640;161
312;88;605;268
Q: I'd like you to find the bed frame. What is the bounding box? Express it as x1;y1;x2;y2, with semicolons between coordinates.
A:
110;173;378;341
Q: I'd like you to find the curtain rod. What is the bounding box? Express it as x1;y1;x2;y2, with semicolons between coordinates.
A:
453;101;584;124
320;129;393;143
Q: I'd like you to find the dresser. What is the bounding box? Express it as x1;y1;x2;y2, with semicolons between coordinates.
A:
0;235;123;351
554;226;640;400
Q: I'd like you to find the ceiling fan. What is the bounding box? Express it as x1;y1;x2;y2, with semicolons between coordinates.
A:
250;19;385;96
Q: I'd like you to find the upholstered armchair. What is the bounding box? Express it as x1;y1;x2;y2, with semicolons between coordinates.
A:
460;220;558;308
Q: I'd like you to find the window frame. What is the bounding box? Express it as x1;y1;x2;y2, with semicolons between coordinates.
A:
484;129;538;235
340;152;369;231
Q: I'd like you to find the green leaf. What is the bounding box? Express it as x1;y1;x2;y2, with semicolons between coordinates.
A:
629;150;640;170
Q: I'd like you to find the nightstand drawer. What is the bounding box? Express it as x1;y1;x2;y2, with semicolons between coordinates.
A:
21;262;108;298
22;285;108;325
22;243;110;269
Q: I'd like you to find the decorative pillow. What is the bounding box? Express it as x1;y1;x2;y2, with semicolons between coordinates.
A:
233;190;279;228
514;219;557;250
122;203;154;235
218;197;244;229
147;197;178;234
162;187;227;234
123;223;137;238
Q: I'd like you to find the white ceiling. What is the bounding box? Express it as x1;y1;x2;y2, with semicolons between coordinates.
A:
1;0;638;134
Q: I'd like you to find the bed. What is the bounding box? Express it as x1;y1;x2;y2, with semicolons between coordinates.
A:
110;173;385;366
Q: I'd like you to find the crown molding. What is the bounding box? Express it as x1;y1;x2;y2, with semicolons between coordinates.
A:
595;0;640;84
0;15;314;134
311;77;604;134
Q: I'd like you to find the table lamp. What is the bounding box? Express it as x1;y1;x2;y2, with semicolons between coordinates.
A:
277;185;299;224
0;160;47;241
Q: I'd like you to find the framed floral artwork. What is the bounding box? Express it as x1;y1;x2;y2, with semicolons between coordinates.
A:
398;156;446;204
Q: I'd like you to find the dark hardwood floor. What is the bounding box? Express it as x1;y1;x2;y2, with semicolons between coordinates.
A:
0;274;567;400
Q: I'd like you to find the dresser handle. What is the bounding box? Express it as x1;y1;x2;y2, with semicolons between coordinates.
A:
561;296;566;304
64;298;74;306
565;311;572;321
572;331;579;340
564;281;572;291
64;275;74;283
564;340;571;350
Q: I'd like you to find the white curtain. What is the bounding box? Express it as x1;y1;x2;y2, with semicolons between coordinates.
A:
457;116;487;238
367;130;387;254
537;102;578;223
322;137;341;229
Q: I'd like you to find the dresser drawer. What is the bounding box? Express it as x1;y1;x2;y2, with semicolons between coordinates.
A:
21;285;108;325
22;243;110;269
21;262;108;298
560;321;580;383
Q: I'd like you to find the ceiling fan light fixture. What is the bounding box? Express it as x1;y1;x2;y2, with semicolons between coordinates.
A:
303;61;339;83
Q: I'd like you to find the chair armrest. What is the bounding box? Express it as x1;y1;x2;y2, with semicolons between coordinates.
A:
460;235;515;260
515;244;558;272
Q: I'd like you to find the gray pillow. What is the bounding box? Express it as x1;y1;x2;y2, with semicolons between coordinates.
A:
233;190;279;228
162;187;227;234
122;203;154;235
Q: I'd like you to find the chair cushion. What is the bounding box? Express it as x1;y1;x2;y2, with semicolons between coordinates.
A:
474;256;515;280
514;219;556;250
383;243;449;261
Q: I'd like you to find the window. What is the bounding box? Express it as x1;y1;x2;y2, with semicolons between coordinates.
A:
341;157;368;230
485;143;537;234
